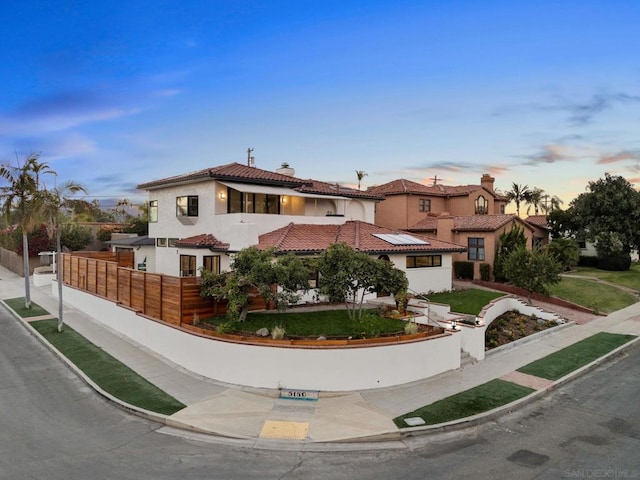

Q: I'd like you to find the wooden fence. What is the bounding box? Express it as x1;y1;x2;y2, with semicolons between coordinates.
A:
60;252;267;325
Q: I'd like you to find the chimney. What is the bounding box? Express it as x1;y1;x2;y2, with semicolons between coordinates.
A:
276;162;295;177
481;173;495;192
436;213;454;243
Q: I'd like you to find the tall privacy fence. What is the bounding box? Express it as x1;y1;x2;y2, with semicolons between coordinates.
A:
60;252;270;325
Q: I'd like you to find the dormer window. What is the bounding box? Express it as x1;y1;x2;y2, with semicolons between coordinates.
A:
475;195;488;215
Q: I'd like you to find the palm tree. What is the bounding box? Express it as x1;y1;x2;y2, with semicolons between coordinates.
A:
0;154;53;308
526;187;546;215
505;183;531;217
41;180;87;331
355;170;368;190
548;195;564;211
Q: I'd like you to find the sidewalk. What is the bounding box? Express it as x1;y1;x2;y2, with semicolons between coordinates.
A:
2;266;639;451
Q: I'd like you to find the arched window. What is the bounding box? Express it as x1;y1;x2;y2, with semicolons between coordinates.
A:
475;195;488;215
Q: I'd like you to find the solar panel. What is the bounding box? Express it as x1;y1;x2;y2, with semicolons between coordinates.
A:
372;233;429;245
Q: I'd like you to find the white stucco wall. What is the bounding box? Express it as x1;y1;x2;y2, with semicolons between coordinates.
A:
55;282;461;391
390;253;454;294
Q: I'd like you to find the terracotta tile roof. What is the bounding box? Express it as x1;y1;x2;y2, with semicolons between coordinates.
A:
257;221;466;254
137;163;383;201
408;214;533;232
295;179;384;200
525;215;549;229
174;234;230;250
367;178;484;197
137;162;309;190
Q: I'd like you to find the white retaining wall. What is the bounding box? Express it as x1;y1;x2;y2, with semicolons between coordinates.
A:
55;282;461;391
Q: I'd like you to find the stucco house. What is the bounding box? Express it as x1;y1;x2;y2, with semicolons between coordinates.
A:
136;162;384;277
256;220;466;296
406;214;535;280
368;173;509;231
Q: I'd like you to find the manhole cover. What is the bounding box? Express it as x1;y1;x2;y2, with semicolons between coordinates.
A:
507;449;550;468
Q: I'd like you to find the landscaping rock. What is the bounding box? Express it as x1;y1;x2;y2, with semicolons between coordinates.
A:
317;336;327;341
256;327;270;337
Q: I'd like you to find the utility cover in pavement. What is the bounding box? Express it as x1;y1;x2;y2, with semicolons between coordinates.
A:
259;420;309;440
404;417;426;426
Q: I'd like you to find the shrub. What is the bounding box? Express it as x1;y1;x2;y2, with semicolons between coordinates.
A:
453;261;474;280
271;325;286;340
578;255;599;267
479;263;491;281
598;253;632;271
404;322;419;335
60;223;92;251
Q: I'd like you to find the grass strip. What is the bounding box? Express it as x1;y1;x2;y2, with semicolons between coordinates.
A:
4;297;50;317
30;319;186;415
517;332;637;380
393;379;534;427
425;289;505;315
548;278;636;314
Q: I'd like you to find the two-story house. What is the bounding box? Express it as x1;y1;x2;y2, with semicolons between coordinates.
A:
368;174;533;280
136;162;467;294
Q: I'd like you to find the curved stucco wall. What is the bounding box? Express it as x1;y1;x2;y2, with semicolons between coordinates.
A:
56;283;461;391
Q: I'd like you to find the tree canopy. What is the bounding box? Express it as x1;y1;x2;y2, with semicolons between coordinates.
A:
568;173;640;254
200;247;311;322
316;242;408;320
503;247;562;302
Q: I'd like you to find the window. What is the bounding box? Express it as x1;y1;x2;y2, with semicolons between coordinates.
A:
406;255;442;268
500;204;505;214
168;238;178;247
203;255;221;274
180;255;196;277
468;237;485;261
475;195;488;215
227;188;280;214
156;237;167;247
176;196;198;217
578;241;586;249
418;198;431;213
149;200;158;223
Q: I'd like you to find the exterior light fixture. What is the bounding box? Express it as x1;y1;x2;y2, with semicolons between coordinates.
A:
281;196;288;205
475;316;481;326
451;319;457;330
219;191;226;200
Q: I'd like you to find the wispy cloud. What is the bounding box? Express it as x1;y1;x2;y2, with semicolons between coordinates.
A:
597;149;640;164
494;90;640;126
517;143;598;166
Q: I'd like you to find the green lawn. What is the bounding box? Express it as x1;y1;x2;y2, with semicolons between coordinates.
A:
564;264;640;291
30;319;186;415
548;277;637;314
204;308;409;338
393;379;534;427
517;332;637;380
424;289;505;315
4;297;50;317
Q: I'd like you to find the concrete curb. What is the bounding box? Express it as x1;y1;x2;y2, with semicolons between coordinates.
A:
3;297;638;452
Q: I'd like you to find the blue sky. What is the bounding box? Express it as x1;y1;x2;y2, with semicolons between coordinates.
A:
1;0;638;211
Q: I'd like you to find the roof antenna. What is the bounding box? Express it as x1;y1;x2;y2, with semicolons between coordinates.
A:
247;147;255;167
431;175;440;186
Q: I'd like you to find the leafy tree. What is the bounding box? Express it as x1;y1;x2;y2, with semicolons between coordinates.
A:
0;154;53;308
493;225;527;281
568;173;640;255
545;237;579;271
547;208;577;239
595;231;631;271
316;243;408;320
503;247;562;302
505;183;531;217
200;247;310;322
123;216;149;236
60;223;92;251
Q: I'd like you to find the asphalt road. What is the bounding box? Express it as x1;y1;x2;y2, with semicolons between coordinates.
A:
1;306;638;479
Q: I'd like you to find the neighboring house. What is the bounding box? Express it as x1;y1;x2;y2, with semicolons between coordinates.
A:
106;234;156;272
524;215;551;250
368;174;509;231
256;220;466;295
136;162;384;278
407;214;534;280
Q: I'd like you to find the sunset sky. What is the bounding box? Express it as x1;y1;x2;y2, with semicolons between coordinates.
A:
1;0;638;211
